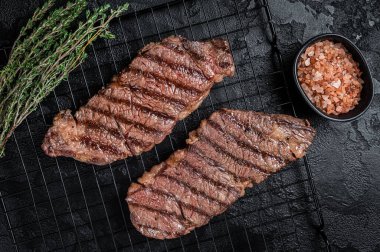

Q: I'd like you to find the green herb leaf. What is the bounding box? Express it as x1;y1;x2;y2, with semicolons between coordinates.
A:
0;1;129;157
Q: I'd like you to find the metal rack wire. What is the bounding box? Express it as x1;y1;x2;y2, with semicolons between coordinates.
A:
0;0;330;251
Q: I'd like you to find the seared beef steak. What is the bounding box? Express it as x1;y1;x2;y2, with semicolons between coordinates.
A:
126;109;316;239
42;36;234;165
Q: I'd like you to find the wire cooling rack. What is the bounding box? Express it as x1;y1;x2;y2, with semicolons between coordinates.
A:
0;0;330;251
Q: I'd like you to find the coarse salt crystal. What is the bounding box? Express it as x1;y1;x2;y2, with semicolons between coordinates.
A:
313;71;323;81
305;58;311;66
307;51;315;57
330;79;341;88
317;87;324;93
322;100;328;108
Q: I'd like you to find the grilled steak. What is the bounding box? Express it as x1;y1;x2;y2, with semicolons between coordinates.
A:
126;109;316;239
41;36;234;165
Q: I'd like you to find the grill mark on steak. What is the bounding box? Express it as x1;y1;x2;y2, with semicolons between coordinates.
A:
220;110;316;160
148;39;201;63
126;83;188;107
128;137;154;150
207;119;285;163
134;55;210;88
192;134;268;184
129;202;185;221
219;111;296;161
131;155;232;213
160;42;185;54
220;111;272;139
128;68;203;95
85;105;164;137
129;186;212;219
156;174;229;208
128;184;211;224
222;110;314;142
198;132;271;175
167;161;239;205
98;93;176;121
151;41;214;81
188;145;249;182
120;76;199;106
128;90;183;118
161;42;206;62
129;205;187;235
149;187;211;219
181;160;241;196
140;53;209;82
78;119;123;139
80;136;123;156
183;153;248;197
78;119;151;153
105;84;184;117
220;110;285;140
275;118;315;133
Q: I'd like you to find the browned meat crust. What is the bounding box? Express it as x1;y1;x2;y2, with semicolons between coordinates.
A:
41;36;235;165
126;109;316;239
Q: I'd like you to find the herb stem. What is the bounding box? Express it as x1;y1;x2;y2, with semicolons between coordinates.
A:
0;1;129;157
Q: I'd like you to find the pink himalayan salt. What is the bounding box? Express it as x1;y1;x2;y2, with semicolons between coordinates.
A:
297;40;363;115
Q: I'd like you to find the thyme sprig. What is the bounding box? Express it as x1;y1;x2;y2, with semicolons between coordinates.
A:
0;0;129;157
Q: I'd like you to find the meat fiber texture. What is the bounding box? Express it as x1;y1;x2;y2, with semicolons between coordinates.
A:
126;109;316;239
41;36;235;165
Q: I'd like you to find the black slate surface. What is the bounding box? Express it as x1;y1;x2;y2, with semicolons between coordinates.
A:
0;0;379;251
267;1;380;251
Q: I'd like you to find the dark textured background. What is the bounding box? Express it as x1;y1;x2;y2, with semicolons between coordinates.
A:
0;0;379;251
